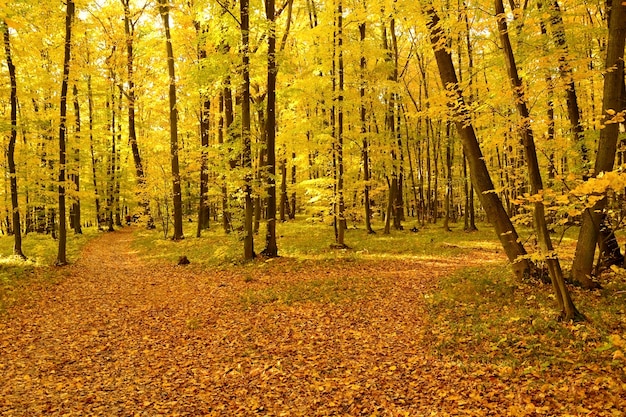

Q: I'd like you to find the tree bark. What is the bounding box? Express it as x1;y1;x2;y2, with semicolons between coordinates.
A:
71;84;82;234
262;0;278;257
159;0;184;241
122;0;153;228
571;0;626;288
359;22;374;234
2;21;25;259
194;21;210;237
241;0;255;260
544;0;589;169
85;54;102;230
335;0;347;248
56;0;74;266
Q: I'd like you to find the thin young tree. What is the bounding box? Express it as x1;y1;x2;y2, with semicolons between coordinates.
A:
358;14;374;234
56;0;75;266
262;0;278;257
122;0;154;228
70;84;82;234
334;0;347;248
158;0;184;241
193;17;211;237
241;0;255;260
2;20;26;259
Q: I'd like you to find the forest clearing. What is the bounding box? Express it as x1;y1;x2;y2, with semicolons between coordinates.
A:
0;221;625;415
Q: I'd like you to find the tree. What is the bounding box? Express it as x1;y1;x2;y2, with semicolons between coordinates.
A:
571;0;626;288
422;2;533;280
70;84;82;234
261;0;278;257
122;0;154;228
194;18;211;237
56;0;75;266
333;0;347;248
359;15;374;234
158;0;184;241
495;0;581;320
2;20;26;259
241;0;255;260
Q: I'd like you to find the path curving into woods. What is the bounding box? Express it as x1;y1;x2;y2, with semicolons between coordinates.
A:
0;228;622;416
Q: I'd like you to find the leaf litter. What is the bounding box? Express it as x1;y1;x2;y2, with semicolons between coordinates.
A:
0;227;624;416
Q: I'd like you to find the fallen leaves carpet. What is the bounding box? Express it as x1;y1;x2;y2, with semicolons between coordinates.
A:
0;228;624;416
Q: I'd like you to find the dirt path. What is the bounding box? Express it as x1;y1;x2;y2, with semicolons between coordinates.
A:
0;229;615;416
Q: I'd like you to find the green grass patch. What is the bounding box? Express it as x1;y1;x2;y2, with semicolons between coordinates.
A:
239;275;363;308
0;227;99;313
131;218;508;266
426;263;626;373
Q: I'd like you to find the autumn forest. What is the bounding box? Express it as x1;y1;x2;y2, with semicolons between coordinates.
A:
0;0;625;414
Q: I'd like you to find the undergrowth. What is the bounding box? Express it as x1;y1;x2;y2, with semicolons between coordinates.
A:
0;228;98;313
131;219;508;266
426;263;626;376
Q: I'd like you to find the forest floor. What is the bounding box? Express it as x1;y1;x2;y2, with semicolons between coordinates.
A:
0;226;625;416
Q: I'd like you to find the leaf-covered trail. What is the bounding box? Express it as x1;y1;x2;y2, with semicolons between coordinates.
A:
0;228;622;416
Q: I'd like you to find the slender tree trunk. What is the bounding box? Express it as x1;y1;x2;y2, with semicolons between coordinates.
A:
496;0;581;320
159;0;183;241
572;0;626;288
544;0;589;170
359;21;374;234
86;71;102;230
197;95;210;237
71;84;82;234
195;21;210;237
335;0;347;247
241;0;255;260
290;152;296;219
56;0;74;266
262;0;278;256
279;156;288;221
106;88;116;233
122;0;153;228
422;3;533;279
222;86;234;233
114;91;123;227
2;21;25;259
443;123;452;232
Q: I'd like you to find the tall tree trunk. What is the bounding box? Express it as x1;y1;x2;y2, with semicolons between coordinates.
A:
122;0;153;228
335;0;347;247
159;0;184;241
241;0;255;260
422;3;533;280
56;0;74;266
106;88;116;233
195;21;210;237
2;21;25;259
290;152;296;219
496;0;581;320
571;0;626;288
443;123;452;232
262;0;278;256
544;0;589;170
86;70;102;230
222;86;234;233
279;155;288;221
71;84;82;234
359;21;374;234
